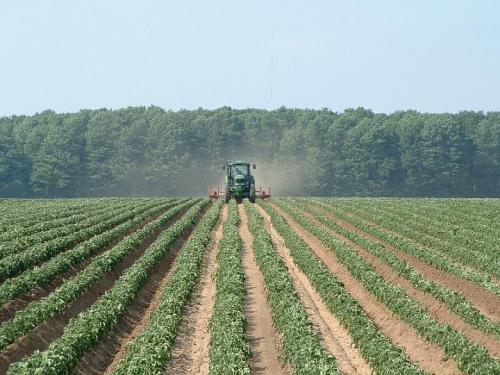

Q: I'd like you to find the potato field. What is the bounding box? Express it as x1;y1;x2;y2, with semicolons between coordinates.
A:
0;197;498;374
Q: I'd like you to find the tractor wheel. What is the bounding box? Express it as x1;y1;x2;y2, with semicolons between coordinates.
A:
225;188;230;203
250;185;256;203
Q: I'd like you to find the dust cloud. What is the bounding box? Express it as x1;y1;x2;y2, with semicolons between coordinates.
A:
109;157;311;198
250;159;311;196
201;157;311;197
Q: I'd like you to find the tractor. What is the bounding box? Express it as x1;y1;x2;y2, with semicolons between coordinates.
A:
208;161;271;203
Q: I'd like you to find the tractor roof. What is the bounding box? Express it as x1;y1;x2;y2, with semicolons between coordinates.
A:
228;160;249;165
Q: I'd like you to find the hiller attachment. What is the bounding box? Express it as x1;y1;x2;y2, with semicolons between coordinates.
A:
208;186;271;200
257;186;272;199
208;186;222;200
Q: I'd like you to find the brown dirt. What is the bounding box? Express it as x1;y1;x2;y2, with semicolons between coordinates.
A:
238;204;291;375
256;205;372;375
0;204;144;285
315;205;500;322
0;205;174;324
0;205;192;374
271;203;462;375
162;205;227;375
75;204;210;375
347;212;500;286
296;206;500;358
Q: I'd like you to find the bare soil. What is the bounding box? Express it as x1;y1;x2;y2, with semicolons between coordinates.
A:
238;204;291;375
271;203;462;375
349;212;500;284
0;205;191;374
316;206;500;322
2;199;496;375
0;205;172;324
256;205;372;375
162;205;227;375
347;212;500;286
76;205;210;375
301;207;500;358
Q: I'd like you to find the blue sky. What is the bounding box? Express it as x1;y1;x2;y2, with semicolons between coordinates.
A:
1;1;499;116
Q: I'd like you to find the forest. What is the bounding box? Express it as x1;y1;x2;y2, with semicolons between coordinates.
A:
0;106;498;197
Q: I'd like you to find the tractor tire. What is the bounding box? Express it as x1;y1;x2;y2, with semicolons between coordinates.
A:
250;185;256;203
225;188;230;203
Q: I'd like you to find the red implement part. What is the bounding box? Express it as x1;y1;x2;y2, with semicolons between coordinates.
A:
208;186;222;199
209;185;271;200
258;186;272;199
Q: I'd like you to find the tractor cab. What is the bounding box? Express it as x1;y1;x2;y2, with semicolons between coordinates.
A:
224;161;255;203
229;163;251;187
229;163;250;177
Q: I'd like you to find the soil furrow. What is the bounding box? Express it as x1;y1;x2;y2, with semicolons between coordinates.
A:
256;205;372;375
0;206;173;324
238;204;290;375
162;204;227;375
0;204;143;286
271;203;461;375
347;212;500;286
298;207;500;358
0;206;191;373
316;206;500;321
75;205;210;375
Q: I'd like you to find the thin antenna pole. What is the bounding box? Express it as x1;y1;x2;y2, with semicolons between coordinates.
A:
270;23;274;107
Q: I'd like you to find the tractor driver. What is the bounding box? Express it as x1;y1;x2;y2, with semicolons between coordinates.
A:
231;164;248;177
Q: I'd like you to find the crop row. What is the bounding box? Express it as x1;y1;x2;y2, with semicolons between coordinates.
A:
244;199;339;374
444;200;500;228
290;199;500;337
258;200;422;374
209;200;251;374
0;199;199;353
0;205;97;242
379;197;500;234
355;204;498;277
0;200;140;258
0;200;166;282
0;199;140;247
7;199;209;374
312;199;500;296
111;199;223;374
275;199;500;374
0;198;117;231
332;199;498;277
327;198;498;245
0;199;185;306
0;199;91;228
352;198;499;262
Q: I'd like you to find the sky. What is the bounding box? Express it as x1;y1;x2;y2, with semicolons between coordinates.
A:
1;0;499;116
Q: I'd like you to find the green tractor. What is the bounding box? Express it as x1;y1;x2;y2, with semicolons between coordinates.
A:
208;160;271;203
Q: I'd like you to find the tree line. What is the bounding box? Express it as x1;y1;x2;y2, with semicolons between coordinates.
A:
0;106;498;197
